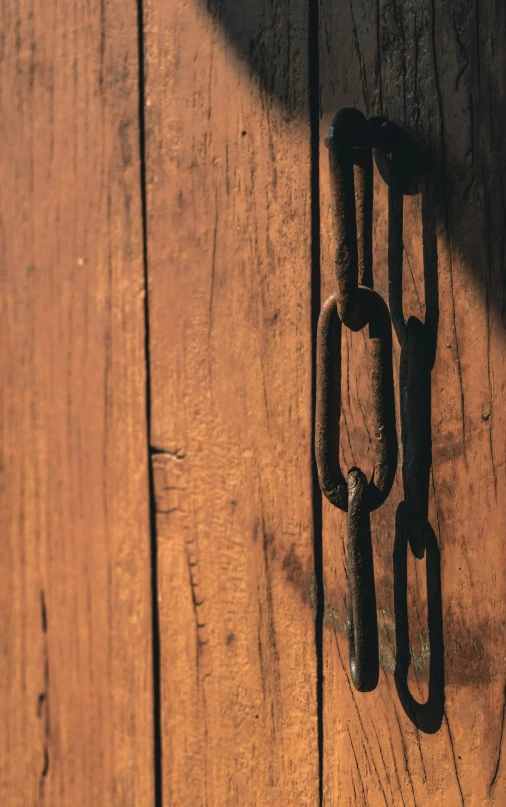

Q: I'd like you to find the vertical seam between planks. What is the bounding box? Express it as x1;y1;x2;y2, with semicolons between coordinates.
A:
309;2;324;805
136;1;163;805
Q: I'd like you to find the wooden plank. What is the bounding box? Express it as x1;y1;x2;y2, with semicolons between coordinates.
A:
320;1;506;804
143;1;319;804
0;2;154;804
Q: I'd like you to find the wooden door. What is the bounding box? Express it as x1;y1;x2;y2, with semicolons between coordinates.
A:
319;3;506;804
0;2;154;805
142;2;320;803
1;1;505;805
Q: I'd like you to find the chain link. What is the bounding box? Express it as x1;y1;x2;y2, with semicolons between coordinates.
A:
347;468;379;692
316;108;400;692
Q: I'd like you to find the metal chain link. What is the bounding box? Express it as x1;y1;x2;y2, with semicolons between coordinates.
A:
316;108;400;692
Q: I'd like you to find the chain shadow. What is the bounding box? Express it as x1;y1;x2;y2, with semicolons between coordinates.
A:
394;504;444;734
387;171;444;733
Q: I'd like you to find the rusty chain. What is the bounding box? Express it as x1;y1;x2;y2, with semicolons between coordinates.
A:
316;108;400;692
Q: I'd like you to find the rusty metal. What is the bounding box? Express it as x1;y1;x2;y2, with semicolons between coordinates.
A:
328;108;370;329
315;287;397;513
316;107;407;692
353;147;373;290
347;469;379;692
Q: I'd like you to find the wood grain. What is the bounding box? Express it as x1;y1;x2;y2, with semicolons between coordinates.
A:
0;2;154;804
320;1;506;804
143;1;319;804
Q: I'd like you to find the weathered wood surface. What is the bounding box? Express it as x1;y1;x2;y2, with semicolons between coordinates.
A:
320;1;506;804
0;2;154;804
2;1;506;804
143;1;319;805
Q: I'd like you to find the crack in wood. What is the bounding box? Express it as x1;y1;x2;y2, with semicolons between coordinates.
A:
38;591;50;803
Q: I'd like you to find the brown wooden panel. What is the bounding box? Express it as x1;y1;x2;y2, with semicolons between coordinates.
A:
143;1;318;804
0;2;154;804
320;1;506;804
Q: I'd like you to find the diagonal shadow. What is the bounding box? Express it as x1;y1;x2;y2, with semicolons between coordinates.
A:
198;0;505;737
200;0;506;329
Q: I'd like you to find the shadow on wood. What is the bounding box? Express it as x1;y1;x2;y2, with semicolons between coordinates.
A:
388;165;444;733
